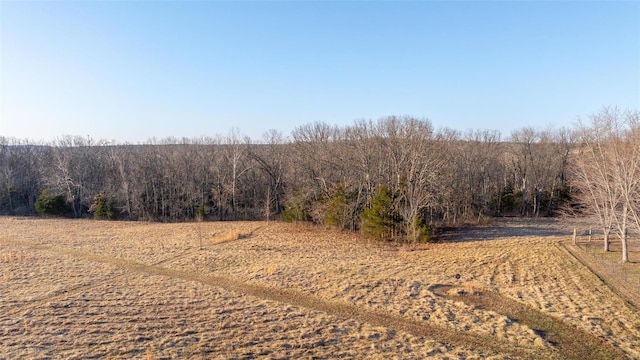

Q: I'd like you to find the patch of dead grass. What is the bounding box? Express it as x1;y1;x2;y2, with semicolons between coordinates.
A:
210;230;244;245
1;217;639;359
432;284;627;360
563;239;640;310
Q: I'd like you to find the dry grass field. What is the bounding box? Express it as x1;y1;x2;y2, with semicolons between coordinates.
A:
1;217;639;359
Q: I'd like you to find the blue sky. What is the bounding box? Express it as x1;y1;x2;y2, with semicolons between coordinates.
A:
1;1;638;143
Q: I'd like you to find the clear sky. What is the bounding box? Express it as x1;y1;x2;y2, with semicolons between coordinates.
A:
1;1;638;143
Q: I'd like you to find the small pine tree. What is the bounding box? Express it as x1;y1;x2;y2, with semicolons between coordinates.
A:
94;196;107;219
196;203;206;221
360;184;400;240
106;205;115;220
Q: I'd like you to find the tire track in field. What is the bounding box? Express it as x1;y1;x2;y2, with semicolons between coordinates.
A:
431;285;630;360
509;241;636;359
5;239;550;359
559;241;640;310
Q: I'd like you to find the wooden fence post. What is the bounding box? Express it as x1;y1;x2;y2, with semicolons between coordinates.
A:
573;227;577;245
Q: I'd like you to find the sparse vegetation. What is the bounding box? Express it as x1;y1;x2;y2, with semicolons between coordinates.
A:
211;230;243;244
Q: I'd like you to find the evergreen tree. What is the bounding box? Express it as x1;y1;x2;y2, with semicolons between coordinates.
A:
89;193;116;220
409;215;432;243
282;192;311;223
35;189;69;216
196;203;206;221
360;184;400;240
324;186;348;229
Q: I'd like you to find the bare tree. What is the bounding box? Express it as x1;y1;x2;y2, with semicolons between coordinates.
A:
572;127;617;252
439;129;504;223
249;129;287;222
608;110;640;262
221;129;253;219
573;107;640;261
1;115;593;242
377;116;442;242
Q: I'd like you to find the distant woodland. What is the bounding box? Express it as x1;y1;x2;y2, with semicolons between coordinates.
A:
1;108;638;250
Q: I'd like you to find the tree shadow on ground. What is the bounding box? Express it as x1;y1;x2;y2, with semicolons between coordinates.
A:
435;219;572;242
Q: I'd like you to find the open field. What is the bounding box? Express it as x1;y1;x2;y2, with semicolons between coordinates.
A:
1;217;639;359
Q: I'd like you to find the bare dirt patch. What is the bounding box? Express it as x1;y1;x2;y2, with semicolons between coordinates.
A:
1;217;639;359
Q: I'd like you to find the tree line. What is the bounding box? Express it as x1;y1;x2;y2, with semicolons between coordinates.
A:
0;110;637;249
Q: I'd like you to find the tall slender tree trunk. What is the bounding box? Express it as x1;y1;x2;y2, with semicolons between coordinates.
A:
521;176;527;216
621;203;629;262
621;228;628;263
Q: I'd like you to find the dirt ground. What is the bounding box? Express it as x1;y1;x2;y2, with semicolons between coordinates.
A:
1;217;639;359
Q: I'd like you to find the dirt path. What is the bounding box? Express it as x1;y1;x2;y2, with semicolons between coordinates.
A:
5;238;550;359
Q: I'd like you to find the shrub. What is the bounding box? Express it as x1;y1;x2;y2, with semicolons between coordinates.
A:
89;193;116;220
282;204;306;222
35;189;69;216
410;216;432;243
282;193;310;223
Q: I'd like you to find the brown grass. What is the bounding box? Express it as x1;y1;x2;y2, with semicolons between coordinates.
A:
1;217;639;359
210;230;244;244
432;284;627;360
563;238;640;309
